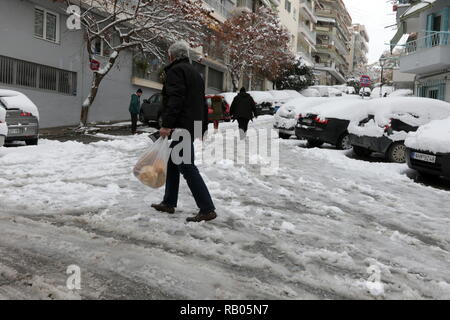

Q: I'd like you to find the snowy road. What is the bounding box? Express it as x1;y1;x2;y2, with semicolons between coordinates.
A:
0;116;449;300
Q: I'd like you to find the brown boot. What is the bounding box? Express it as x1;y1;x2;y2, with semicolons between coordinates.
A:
186;211;217;223
151;203;175;214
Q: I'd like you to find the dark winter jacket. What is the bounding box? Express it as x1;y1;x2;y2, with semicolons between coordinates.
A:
129;94;141;114
161;57;208;139
230;92;257;120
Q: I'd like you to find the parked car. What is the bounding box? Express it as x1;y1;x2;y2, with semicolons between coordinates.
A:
139;93;163;127
348;97;450;163
388;89;414;98
0;89;39;145
268;90;303;113
274;97;327;139
295;98;369;149
248;91;275;116
0;106;6;147
301;88;320;97
206;94;231;122
405;117;450;179
309;86;343;97
371;85;395;98
359;87;371;97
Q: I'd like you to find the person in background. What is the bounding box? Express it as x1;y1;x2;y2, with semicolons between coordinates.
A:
129;88;143;134
230;87;257;139
151;41;217;223
209;96;226;133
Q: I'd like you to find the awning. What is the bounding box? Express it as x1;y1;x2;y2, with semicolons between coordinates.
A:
390;21;405;52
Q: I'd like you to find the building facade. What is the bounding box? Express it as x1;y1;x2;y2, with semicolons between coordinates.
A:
313;0;352;85
297;0;318;65
391;0;450;102
347;24;369;76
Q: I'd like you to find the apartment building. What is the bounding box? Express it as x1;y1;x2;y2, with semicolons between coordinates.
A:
313;0;352;85
390;0;450;102
297;0;318;65
347;24;370;76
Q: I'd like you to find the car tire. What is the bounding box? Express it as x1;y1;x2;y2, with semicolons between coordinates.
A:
139;112;148;125
353;146;371;157
279;132;291;139
26;138;38;146
306;139;323;148
336;133;352;150
387;142;407;163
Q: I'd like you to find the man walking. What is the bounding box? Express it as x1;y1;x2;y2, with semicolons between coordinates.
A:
129;88;143;134
151;41;217;223
230;87;257;139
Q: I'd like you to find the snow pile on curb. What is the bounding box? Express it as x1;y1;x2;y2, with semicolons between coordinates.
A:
405;117;450;153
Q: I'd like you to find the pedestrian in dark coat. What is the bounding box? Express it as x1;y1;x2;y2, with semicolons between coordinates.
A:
129;88;142;134
151;41;216;223
230;87;257;138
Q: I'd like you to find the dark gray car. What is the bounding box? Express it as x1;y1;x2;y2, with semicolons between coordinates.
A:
139;93;163;127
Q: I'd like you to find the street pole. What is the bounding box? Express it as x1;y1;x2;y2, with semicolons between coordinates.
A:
380;66;384;98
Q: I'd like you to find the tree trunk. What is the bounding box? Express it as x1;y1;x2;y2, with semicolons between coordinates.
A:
80;51;119;127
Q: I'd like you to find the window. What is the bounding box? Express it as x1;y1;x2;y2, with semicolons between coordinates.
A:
207;68;223;90
285;0;291;13
91;38;113;57
34;7;60;43
0;55;77;95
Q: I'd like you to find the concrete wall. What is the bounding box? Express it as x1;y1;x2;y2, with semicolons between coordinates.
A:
0;0;158;128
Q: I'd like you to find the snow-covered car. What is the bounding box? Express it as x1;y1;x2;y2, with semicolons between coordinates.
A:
295;97;369;149
388;89;414;98
273;97;327;139
0;106;6;147
248;91;275;116
300;88;320;97
309;86;343;97
371;86;395;98
359;87;371;97
268;90;304;113
0;89;40;145
405;117;450;178
348;98;450;163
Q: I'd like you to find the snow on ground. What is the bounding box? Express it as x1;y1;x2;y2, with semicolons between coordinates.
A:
0;116;450;299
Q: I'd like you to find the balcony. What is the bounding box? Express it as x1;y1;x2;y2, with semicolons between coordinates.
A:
400;32;450;74
299;0;317;23
298;20;317;45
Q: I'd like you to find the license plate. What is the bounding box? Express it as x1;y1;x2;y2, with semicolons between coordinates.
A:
412;152;436;163
9;128;22;135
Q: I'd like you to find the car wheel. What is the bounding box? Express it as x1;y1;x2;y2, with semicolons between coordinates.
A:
278;132;291;139
387;142;407;163
336;133;352;150
306;139;323;148
353;146;371;157
26;138;38;146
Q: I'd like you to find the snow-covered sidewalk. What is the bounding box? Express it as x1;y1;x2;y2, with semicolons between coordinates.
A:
0;117;449;299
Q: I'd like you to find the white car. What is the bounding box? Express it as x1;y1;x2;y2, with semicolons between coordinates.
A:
0;106;6;147
0;89;40;145
405;117;450;178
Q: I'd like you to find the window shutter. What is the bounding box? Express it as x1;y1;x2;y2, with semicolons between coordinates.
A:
34;8;44;38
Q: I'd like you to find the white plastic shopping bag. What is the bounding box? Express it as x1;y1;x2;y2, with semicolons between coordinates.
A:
134;137;171;188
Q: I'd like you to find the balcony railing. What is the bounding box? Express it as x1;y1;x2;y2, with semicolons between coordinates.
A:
298;20;317;44
404;31;450;55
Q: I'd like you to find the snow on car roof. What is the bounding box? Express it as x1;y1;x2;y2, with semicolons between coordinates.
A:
282;97;332;114
308;98;371;121
282;90;303;99
248;91;274;104
219;92;237;105
405;117;450;154
300;88;320;97
0;89;39;119
388;89;414;97
268;90;291;101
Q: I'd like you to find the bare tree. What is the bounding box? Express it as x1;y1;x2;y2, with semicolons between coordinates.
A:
65;0;213;126
215;6;291;92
